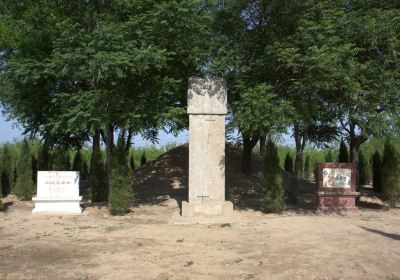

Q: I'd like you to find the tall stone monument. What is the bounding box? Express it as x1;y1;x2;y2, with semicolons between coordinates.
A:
182;77;233;217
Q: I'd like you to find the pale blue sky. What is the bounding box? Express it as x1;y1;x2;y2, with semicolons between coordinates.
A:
0;108;189;146
0;112;23;143
0;107;294;146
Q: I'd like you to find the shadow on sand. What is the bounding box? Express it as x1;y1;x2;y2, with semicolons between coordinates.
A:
359;226;400;241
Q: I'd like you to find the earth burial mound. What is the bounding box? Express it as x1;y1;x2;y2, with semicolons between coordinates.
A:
132;143;315;213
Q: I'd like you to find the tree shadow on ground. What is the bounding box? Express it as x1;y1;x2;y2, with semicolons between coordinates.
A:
81;201;107;211
357;186;387;210
357;200;385;210
359;226;400;241
0;201;13;212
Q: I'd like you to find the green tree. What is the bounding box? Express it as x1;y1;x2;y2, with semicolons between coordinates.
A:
381;139;400;207
210;1;291;175
261;0;341;203
0;0;210;193
140;152;147;167
14;139;35;200
81;160;89;181
372;151;382;193
266;0;399;203
37;145;51;171
129;154;135;171
324;150;334;163
0;198;4;211
358;151;371;186
284;153;293;173
263;140;285;213
51;148;70;171
108;133;134;215
303;155;312;180
317;1;400;167
338;140;349;163
1;144;13;196
90;131;107;202
31;154;38;184
232;85;290;175
12;165;17;190
72;150;83;173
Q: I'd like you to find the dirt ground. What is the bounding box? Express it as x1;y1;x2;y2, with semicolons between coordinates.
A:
1;145;399;280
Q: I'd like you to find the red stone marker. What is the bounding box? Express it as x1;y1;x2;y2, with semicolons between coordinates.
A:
316;163;359;214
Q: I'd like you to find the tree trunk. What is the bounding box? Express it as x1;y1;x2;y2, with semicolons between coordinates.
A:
125;127;133;152
350;143;360;168
289;123;306;204
241;133;259;175
259;135;266;158
90;130;101;175
348;121;367;190
100;130;107;145
105;123;114;185
349;122;358;165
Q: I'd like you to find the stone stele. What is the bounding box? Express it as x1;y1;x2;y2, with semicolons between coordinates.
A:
182;77;233;217
316;163;359;214
32;171;82;214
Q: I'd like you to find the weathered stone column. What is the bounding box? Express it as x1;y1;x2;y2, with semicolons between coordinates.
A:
182;77;233;217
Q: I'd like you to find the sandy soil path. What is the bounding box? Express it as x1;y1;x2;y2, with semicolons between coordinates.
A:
1;197;399;280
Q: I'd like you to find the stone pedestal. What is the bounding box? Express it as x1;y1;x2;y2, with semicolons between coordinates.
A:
32;171;82;214
181;77;233;217
316;163;359;214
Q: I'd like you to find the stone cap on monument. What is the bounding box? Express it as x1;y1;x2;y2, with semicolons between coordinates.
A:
187;76;227;115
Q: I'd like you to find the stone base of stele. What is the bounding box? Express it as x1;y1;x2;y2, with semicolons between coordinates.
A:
32;196;82;214
181;201;233;217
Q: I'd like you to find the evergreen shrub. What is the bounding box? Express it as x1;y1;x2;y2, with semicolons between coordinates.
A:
263;140;285;213
14;140;35;200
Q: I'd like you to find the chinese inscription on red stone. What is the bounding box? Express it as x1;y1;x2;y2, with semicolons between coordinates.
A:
316;163;359;214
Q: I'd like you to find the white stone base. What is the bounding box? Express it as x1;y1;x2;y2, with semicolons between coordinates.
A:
181;201;233;217
32;196;82;214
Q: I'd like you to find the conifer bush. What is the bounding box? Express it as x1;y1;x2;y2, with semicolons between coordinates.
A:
140;151;147;166
359;151;371;186
108;169;133;215
52;148;70;170
372;151;382;193
90;143;108;202
338;140;349;163
72;150;83;173
324;150;334;163
1;145;13;196
381;139;400;207
81;160;89;180
108;135;134;215
263;140;285;213
130;154;135;171
0;198;4;211
31;155;38;183
12;166;17;190
284;153;293;173
14;140;35;200
304;155;312;180
37;145;51;170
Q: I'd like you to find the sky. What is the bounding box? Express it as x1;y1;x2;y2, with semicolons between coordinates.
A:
0;107;294;147
0;113;23;143
0;108;189;147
